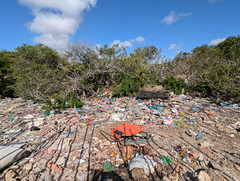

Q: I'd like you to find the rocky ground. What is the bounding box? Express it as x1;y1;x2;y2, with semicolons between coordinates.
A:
0;92;239;181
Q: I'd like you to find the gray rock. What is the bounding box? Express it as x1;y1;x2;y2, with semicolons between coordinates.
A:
183;156;191;164
198;153;204;161
196;170;211;181
208;160;221;170
200;141;213;147
56;157;65;165
208;168;226;181
162;176;171;181
131;168;145;179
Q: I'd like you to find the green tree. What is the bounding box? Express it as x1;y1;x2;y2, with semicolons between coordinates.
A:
12;44;68;101
189;38;240;101
0;50;15;98
217;35;240;60
65;42;125;96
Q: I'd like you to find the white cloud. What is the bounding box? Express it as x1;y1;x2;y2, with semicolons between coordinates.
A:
177;44;183;49
208;0;222;4
210;38;226;45
179;12;192;17
168;43;176;50
168;43;183;50
19;0;98;50
162;11;192;25
34;34;70;49
130;39;136;43
162;11;177;25
110;40;132;48
136;36;145;43
110;36;145;48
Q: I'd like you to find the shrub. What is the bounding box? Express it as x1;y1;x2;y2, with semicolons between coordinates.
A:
189;38;240;101
112;74;143;97
43;92;84;113
12;44;68;101
0;50;15;98
164;76;187;95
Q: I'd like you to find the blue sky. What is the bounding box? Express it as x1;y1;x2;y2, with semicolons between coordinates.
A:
0;0;239;59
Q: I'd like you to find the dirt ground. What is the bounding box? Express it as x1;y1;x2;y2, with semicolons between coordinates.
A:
0;93;239;181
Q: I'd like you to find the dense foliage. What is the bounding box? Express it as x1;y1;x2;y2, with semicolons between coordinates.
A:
112;74;144;97
0;35;239;106
188;36;240;101
12;44;68;101
149;36;240;101
164;76;187;95
0;50;15;98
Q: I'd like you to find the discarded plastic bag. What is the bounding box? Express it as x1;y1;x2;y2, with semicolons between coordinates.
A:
160;156;172;165
128;155;157;175
163;116;173;125
103;161;115;172
111;114;123;121
149;106;163;111
196;132;203;140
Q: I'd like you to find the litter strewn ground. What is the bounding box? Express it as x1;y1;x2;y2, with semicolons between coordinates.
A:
0;92;239;181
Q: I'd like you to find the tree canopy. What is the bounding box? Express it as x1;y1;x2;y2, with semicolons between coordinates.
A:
0;35;239;103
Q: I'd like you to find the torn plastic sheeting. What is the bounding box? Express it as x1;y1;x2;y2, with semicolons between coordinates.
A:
34;149;60;161
136;91;169;100
111;114;124;121
111;123;143;139
88;117;109;126
0;142;25;147
123;136;153;146
78;172;89;180
138;105;148;110
0;144;28;170
132;110;143;116
149;106;163;110
4;129;21;135
128;155;157;175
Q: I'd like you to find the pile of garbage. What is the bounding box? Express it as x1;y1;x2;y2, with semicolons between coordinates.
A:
0;91;239;181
